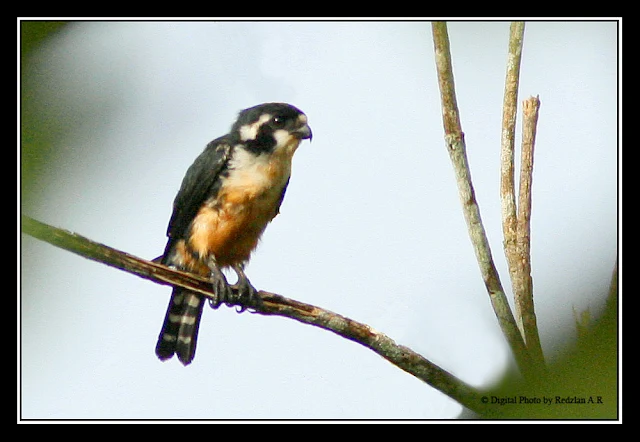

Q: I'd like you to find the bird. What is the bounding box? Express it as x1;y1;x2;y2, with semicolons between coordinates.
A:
154;102;312;365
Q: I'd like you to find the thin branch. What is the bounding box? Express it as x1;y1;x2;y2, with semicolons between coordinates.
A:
431;22;532;377
515;96;544;365
498;23;545;371
21;215;487;413
500;21;526;338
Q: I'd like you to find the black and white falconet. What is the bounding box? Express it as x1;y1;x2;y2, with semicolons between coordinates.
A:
154;102;312;365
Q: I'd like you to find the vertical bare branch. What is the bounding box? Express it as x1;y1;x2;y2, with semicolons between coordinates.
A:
516;96;544;365
498;23;545;371
431;23;462;135
500;21;526;337
431;22;532;376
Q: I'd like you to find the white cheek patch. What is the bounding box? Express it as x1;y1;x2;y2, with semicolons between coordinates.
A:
273;129;302;155
239;114;272;141
273;129;291;146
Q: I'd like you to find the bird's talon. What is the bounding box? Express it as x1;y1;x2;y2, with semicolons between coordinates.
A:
208;266;232;309
231;278;261;311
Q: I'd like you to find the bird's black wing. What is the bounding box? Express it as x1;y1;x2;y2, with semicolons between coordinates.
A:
161;136;232;263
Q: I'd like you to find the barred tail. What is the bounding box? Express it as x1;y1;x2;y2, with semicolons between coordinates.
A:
155;288;205;365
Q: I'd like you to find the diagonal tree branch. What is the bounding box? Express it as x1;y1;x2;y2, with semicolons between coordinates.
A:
20;215;487;413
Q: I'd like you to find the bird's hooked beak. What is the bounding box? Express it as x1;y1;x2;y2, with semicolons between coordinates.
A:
294;123;313;142
293;114;312;142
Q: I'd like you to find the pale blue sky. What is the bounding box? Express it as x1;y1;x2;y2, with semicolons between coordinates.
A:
21;20;618;419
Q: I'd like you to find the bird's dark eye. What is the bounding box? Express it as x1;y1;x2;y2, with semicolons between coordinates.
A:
271;115;286;128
